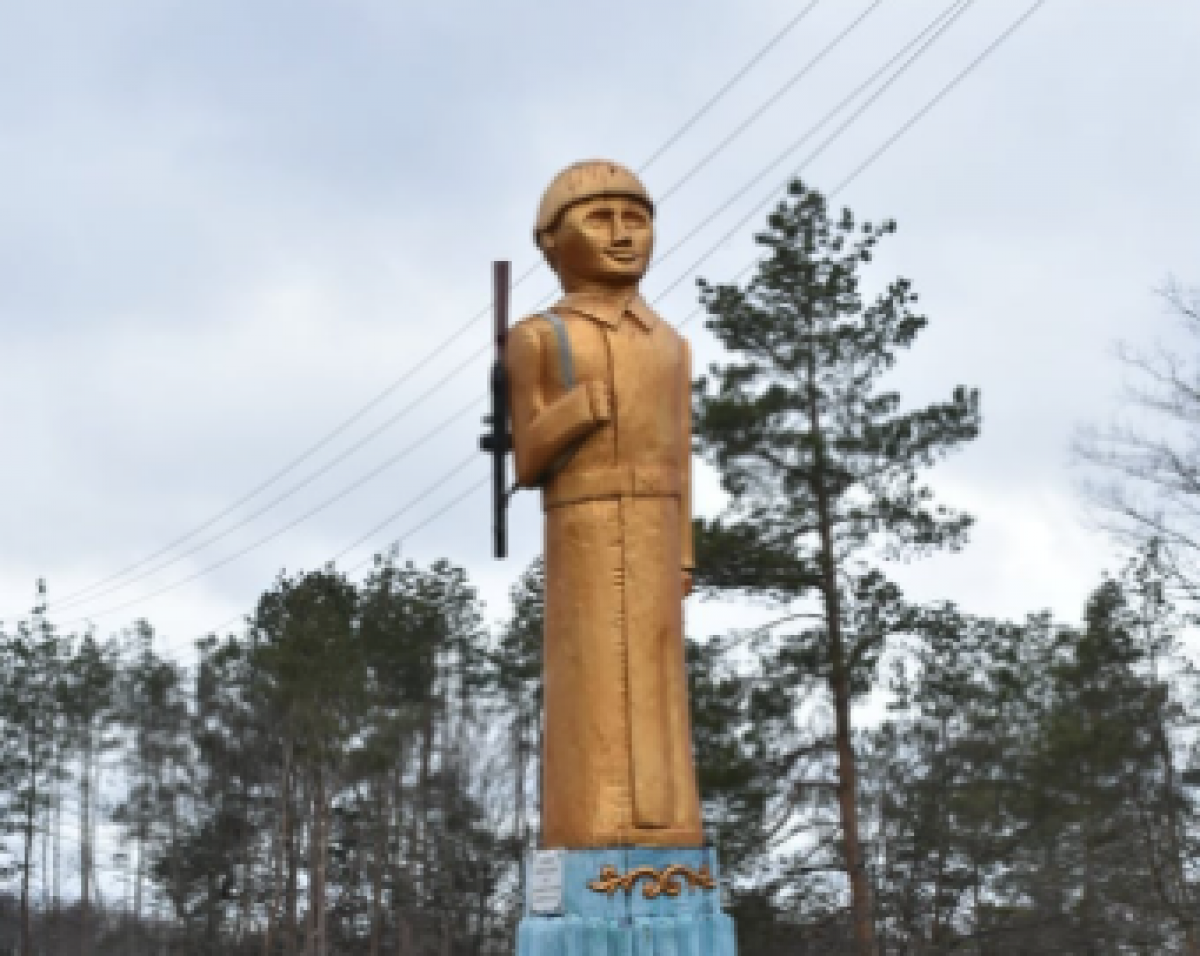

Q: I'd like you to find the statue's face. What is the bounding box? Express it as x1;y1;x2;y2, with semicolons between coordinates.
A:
544;195;654;289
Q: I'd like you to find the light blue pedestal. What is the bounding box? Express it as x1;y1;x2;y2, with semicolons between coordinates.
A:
517;846;738;956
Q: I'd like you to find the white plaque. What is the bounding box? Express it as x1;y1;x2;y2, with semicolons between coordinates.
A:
528;849;565;915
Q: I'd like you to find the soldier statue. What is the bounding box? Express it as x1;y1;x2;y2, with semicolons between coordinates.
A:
506;160;702;849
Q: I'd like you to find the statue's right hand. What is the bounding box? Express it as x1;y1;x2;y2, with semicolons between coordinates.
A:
585;380;613;423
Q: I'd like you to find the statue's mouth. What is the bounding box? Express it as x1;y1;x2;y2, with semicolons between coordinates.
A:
605;251;641;264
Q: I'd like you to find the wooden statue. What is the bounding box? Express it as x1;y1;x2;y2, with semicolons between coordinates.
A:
506;160;702;848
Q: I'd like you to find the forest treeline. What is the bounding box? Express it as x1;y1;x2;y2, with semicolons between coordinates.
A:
3;182;1199;955
1;558;515;956
2;549;1198;955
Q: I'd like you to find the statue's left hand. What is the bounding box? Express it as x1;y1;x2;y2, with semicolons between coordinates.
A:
682;570;693;598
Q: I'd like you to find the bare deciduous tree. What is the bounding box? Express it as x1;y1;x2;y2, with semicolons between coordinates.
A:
1076;279;1200;594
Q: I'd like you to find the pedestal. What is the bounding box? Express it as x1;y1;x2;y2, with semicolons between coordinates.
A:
517;845;738;956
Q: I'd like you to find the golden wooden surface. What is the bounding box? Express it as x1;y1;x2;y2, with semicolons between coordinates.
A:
507;160;702;848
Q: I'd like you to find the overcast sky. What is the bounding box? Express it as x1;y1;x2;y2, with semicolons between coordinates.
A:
3;0;1198;662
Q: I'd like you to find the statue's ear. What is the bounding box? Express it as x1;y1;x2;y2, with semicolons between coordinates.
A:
537;231;558;270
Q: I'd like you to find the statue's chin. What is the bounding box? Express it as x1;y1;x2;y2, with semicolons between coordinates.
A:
599;270;646;286
597;262;649;284
559;271;645;294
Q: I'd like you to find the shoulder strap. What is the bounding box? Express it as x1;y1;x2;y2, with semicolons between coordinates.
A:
534;311;588;486
541;311;575;389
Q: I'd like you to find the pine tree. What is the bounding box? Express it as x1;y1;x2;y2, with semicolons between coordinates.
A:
1076;280;1200;595
872;607;1053;951
686;633;831;951
0;583;66;956
490;558;545;863
62;631;120;956
1120;543;1200;953
693;179;980;955
112;620;191;956
251;566;360;956
994;581;1171;951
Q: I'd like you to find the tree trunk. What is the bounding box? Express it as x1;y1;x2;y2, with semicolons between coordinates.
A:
535;708;544;844
20;730;37;956
807;344;876;956
1150;708;1200;954
263;813;281;956
514;716;527;855
830;649;874;956
238;854;254;948
285;757;299;956
419;699;435;897
368;776;385;956
929;720;950;950
205;866;219;953
302;772;315;956
265;741;292;956
133;830;144;956
233;766;253;947
80;728;93;956
393;748;419;956
166;776;179;956
312;767;328;956
392;755;410;956
40;788;49;944
53;750;61;911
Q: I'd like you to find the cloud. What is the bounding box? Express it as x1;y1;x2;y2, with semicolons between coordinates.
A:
3;0;1200;660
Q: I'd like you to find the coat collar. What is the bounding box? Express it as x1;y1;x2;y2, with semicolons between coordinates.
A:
552;290;659;331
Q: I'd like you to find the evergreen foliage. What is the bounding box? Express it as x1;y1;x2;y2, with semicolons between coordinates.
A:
692;178;979;955
870;551;1200;953
0;555;1196;955
0;196;1195;955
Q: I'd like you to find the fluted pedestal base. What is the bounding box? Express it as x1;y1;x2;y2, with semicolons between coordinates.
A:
517;846;737;956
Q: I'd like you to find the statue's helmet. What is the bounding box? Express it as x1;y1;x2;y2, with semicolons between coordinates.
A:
534;160;654;248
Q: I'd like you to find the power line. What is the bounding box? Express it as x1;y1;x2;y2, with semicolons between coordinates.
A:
54;344;492;613
826;1;1046;200
47;6;823;614
346;473;491;577
51;282;524;612
636;0;822;173
57;8;953;624
55;5;856;617
677;0;1046;329
157;465;490;655
59;394;485;628
657;0;883;205
526;2;971;325
650;0;973;277
520;2;892;319
40;5;877;622
336;0;1044;591
334;451;482;567
526;1;968;321
48;3;1037;638
169;4;964;618
655;0;976;304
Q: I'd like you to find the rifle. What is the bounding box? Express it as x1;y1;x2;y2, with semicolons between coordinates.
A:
479;260;513;558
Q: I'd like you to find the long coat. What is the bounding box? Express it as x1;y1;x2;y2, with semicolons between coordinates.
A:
506;289;703;849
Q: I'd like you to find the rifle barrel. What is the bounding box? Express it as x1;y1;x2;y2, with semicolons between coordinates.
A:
490;260;511;558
